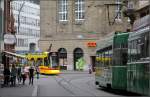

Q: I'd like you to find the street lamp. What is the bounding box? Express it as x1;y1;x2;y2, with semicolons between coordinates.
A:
17;1;25;35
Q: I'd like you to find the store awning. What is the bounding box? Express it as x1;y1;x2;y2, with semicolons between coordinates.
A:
3;51;26;58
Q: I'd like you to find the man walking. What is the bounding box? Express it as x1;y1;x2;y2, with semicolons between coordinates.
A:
36;66;40;79
17;65;22;84
3;66;10;86
21;66;26;85
29;66;34;85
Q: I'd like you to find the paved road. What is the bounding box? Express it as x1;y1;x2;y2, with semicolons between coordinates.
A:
0;71;140;96
37;72;117;96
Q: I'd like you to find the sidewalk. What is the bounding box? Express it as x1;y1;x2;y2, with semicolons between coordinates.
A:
0;78;38;96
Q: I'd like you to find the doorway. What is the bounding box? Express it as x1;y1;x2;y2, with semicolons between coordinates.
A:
73;48;84;70
58;48;67;70
90;56;96;72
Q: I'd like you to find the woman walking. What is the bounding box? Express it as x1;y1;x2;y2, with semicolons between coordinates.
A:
21;66;26;85
29;66;34;85
10;64;17;86
17;65;22;84
36;66;40;79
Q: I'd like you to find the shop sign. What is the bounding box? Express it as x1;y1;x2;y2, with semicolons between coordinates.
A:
4;34;16;44
87;42;97;47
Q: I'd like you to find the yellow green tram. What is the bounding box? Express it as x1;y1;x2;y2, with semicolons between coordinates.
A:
26;52;60;75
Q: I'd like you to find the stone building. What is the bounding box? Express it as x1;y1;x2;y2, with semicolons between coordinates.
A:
39;0;129;71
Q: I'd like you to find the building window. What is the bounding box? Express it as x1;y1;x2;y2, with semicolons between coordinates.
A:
75;0;85;21
115;0;121;20
58;0;68;22
128;1;134;9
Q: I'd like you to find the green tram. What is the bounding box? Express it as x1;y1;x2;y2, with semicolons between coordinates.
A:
95;32;129;90
127;26;150;96
95;30;150;95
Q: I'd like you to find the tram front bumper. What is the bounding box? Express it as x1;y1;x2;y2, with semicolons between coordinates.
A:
40;70;60;75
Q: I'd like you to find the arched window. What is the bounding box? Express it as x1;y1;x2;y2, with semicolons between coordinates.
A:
73;48;84;70
58;48;67;58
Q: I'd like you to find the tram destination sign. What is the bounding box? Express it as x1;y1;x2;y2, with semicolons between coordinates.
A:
4;34;16;44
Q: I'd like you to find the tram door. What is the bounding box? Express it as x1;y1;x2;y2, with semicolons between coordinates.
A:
49;52;59;68
73;48;84;70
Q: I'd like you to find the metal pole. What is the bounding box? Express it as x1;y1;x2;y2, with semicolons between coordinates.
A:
17;1;25;35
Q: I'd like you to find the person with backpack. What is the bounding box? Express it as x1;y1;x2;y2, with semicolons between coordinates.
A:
29;66;34;85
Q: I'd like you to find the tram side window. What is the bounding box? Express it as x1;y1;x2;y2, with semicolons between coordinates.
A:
130;40;137;62
128;41;131;63
102;50;112;67
100;53;103;66
145;33;149;57
114;43;121;49
109;50;113;66
37;58;42;66
105;51;109;66
95;53;101;67
95;54;99;67
122;52;127;65
130;41;134;62
113;49;121;65
136;39;140;60
102;52;105;67
140;36;145;58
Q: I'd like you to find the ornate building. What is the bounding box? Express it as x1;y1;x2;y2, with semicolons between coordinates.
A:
39;0;129;71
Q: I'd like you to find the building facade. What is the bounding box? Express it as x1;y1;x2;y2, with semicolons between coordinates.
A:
40;0;129;71
11;1;40;54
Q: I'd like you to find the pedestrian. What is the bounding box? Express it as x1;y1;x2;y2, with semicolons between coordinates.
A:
29;66;34;85
3;66;10;86
10;64;17;86
36;66;40;79
17;65;22;84
21;66;26;85
88;64;92;74
24;65;29;78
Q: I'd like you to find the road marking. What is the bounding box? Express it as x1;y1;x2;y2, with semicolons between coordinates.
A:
32;85;38;96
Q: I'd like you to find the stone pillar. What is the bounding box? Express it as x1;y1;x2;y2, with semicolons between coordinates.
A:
67;52;73;70
83;53;90;71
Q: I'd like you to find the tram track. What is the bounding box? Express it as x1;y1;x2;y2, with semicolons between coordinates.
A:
53;74;97;97
52;76;75;96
